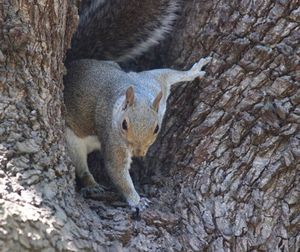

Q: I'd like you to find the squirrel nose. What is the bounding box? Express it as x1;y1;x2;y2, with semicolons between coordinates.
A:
135;148;146;157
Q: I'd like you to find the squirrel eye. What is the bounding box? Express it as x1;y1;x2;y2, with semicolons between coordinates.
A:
154;125;159;134
122;119;128;131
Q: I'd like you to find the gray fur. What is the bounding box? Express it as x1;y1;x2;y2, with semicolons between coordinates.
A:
67;0;180;62
64;57;211;208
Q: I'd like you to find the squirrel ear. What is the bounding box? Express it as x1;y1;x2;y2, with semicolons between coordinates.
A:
124;86;135;109
152;91;162;112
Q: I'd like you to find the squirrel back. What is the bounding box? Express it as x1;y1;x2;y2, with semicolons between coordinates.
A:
67;0;180;62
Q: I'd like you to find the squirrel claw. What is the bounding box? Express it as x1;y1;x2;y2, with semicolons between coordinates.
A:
131;197;151;212
131;197;151;220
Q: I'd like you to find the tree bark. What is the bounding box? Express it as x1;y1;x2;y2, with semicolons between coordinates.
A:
144;0;300;251
1;0;299;251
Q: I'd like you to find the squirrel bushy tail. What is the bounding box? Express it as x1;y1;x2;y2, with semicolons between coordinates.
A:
67;0;180;63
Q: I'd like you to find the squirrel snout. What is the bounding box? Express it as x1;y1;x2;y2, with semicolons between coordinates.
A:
133;147;148;157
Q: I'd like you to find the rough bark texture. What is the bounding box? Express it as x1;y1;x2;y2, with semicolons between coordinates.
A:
1;0;299;251
144;1;300;251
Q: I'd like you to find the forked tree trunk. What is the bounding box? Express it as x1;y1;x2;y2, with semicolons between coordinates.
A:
0;0;299;251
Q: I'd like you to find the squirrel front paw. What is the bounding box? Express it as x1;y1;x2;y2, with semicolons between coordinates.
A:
127;193;150;212
132;197;151;212
190;56;212;78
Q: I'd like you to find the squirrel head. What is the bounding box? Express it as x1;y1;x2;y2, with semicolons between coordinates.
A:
117;86;162;157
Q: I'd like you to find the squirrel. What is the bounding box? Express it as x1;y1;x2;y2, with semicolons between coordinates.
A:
64;0;212;210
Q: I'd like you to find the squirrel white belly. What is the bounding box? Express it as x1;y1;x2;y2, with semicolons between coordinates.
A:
64;0;212;210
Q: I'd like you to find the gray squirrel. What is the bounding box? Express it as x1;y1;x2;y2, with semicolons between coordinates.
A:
64;0;212;210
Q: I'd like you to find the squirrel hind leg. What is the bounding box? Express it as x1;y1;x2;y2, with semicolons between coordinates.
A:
180;56;212;82
166;56;212;85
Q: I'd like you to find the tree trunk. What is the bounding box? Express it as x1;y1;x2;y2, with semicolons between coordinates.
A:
1;0;299;251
